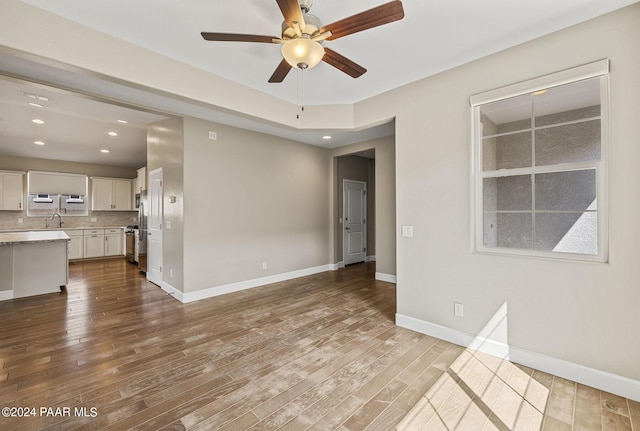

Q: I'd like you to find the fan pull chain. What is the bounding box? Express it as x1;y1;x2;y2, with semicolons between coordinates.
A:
296;69;304;120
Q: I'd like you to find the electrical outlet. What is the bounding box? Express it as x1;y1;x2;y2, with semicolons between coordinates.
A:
454;302;464;317
262;262;267;270
169;269;173;278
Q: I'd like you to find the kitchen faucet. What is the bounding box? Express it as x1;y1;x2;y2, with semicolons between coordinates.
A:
50;212;63;228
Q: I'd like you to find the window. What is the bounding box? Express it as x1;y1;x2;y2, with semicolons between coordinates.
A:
27;171;89;217
471;61;608;261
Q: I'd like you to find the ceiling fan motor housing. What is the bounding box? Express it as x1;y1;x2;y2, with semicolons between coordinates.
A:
281;13;322;39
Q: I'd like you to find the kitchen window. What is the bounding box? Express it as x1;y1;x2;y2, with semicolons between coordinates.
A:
471;60;609;261
26;171;89;217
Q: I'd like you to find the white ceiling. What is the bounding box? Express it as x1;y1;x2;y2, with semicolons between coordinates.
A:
1;0;637;167
0;77;167;167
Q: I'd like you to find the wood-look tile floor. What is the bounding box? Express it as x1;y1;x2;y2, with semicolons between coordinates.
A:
0;259;637;431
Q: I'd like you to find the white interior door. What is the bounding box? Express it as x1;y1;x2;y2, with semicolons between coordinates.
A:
147;168;163;286
344;180;367;265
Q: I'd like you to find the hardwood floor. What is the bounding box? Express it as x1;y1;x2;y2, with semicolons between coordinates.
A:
0;259;638;430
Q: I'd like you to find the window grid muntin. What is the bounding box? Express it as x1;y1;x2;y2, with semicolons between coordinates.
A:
474;73;607;261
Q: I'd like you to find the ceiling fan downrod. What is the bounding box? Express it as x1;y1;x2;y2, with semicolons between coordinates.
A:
299;0;313;14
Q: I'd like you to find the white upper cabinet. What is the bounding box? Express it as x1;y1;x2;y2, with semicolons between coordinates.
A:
137;167;146;192
91;177;133;211
0;171;24;211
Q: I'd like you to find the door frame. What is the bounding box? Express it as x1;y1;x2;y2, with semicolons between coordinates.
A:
343;179;367;265
147;167;163;286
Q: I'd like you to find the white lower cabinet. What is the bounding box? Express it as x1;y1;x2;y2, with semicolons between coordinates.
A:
64;228;124;260
84;229;105;258
105;228;123;256
65;230;84;259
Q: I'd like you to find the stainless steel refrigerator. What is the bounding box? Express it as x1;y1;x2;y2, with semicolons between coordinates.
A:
138;190;147;273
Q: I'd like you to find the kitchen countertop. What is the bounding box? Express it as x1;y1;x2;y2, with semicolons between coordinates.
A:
0;226;126;233
0;230;70;245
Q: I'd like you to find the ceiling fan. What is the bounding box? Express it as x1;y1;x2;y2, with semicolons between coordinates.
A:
201;0;405;83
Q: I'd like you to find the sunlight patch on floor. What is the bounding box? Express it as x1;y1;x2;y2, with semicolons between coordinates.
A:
397;302;550;430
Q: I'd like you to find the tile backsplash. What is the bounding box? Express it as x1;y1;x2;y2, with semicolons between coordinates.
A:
0;211;138;231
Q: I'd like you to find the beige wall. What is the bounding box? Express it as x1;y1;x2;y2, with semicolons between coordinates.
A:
182;117;330;292
0;155;137;178
147;117;185;292
369;5;639;383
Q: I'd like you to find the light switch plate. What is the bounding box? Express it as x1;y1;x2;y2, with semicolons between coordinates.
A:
402;225;414;237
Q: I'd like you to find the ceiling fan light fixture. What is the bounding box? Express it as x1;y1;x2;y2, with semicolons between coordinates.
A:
281;37;324;70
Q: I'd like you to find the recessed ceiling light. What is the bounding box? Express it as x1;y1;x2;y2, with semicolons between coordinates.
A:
533;89;547;96
22;92;51;102
116;119;128;124
108;131;118;137
101;149;110;153
32;118;44;124
322;135;332;140
34;141;45;146
29;102;44;108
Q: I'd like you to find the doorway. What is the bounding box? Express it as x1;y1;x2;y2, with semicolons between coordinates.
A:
335;152;376;268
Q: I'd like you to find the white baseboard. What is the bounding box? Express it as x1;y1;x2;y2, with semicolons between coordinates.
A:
158;281;184;302
375;272;397;284
329;261;345;271
181;264;333;303
396;313;640;403
0;290;13;301
366;255;376;262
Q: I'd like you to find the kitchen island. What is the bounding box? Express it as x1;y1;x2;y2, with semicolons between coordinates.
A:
0;231;69;300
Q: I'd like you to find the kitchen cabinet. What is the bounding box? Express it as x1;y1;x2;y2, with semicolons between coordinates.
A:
65;230;84;260
131;177;138;208
0;171;24;211
91;178;132;211
105;228;123;256
137;167;146;192
83;229;105;258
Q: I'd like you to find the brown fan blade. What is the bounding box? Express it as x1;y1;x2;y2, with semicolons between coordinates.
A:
201;32;278;43
322;48;367;78
276;0;306;30
268;59;293;83
320;1;404;41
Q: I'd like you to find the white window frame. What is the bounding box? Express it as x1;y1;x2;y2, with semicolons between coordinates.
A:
470;60;609;262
